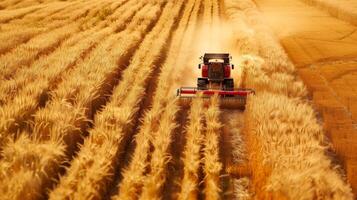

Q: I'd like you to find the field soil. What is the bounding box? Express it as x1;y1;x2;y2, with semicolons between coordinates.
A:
254;0;357;194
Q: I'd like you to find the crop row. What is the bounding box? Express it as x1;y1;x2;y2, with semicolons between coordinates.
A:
224;0;354;199
0;0;131;150
49;0;185;199
0;0;165;199
115;0;201;199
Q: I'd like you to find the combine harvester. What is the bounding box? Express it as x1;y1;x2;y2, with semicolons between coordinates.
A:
177;53;254;109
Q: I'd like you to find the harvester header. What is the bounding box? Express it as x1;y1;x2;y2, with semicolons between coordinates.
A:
177;53;254;108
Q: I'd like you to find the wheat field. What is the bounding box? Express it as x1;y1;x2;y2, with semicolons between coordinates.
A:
0;0;355;199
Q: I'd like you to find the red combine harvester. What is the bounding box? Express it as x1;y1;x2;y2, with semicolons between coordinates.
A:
177;53;254;108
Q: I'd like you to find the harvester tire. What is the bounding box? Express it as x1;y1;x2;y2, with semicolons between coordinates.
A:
224;79;234;91
197;79;208;90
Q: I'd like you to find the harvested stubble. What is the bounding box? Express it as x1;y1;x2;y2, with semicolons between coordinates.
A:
0;1;166;199
49;0;184;199
225;0;354;199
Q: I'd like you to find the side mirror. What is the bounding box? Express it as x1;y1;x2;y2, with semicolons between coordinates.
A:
198;64;201;69
231;64;234;69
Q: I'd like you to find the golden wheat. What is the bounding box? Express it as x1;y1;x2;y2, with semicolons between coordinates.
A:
202;95;222;200
0;0;354;199
0;0;135;138
114;0;201;199
0;0;136;149
245;92;353;199
0;1;166;199
178;96;205;200
0;25;76;82
49;1;183;199
0;5;42;22
224;0;354;199
0;1;102;53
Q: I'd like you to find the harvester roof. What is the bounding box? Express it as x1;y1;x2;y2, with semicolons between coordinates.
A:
203;53;230;64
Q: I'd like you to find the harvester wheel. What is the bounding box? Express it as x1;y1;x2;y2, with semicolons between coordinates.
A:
224;79;234;91
197;79;208;90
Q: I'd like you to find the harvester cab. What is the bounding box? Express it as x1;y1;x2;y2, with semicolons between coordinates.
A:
177;53;254;108
197;53;234;90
